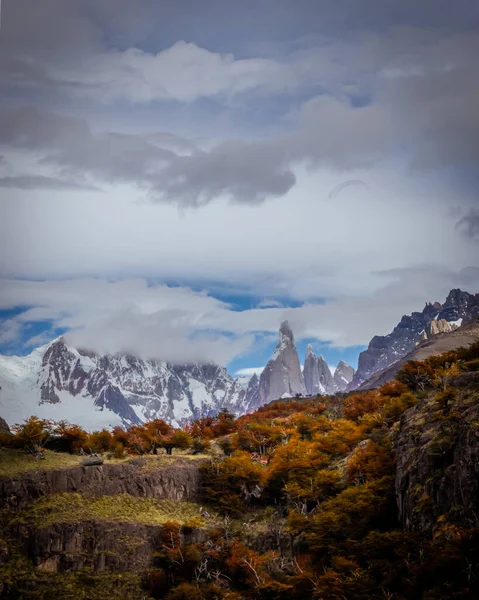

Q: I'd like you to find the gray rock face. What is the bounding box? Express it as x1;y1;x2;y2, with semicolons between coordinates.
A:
303;345;335;395
12;520;207;575
394;387;479;533
0;457;201;509
332;360;355;392
0;416;10;436
349;289;479;390
243;372;260;412
257;321;306;406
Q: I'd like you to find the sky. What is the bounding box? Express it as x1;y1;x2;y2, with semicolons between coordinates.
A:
0;0;478;378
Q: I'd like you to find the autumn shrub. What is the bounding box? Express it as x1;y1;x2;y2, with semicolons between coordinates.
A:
165;583;226;600
314;420;366;456
200;452;265;515
301;477;397;555
397;360;436;391
342;391;383;421
190;437;210;454
87;428;113;453
378;380;409;398
112;442;125;459
11;416;52;449
380;391;417;424
345;440;395;484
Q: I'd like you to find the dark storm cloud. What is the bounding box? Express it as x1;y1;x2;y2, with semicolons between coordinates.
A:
456;211;479;241
0;175;100;191
0;1;478;209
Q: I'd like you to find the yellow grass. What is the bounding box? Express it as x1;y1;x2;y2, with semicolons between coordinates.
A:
0;447;207;478
14;492;217;527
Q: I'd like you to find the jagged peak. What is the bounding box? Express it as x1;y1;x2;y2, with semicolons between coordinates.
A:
279;320;294;342
305;344;315;358
444;288;472;307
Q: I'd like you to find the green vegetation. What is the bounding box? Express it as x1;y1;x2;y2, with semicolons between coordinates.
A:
0;445;206;478
0;447;85;477
11;492;215;527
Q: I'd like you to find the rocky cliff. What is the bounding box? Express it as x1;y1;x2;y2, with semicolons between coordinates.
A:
395;379;479;533
10;519;207;575
257;321;306;405
243;372;260;412
0;457;201;509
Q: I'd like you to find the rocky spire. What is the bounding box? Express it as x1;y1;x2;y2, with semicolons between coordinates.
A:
333;360;355;392
243;372;260;413
257;321;306;406
303;345;336;396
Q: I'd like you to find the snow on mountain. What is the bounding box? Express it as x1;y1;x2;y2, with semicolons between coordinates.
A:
303;344;336;395
348;289;479;390
332;360;355;392
0;338;245;430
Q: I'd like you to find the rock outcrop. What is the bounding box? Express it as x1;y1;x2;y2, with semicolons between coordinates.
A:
395;385;479;533
0;458;201;509
257;321;306;406
11;520;206;574
425;318;456;337
303;345;335;395
0;416;10;436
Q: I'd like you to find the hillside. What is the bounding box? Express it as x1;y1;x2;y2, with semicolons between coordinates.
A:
359;322;479;390
1;340;479;599
349;289;479;390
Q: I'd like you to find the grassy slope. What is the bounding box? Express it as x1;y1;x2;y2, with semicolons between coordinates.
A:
11;492;215;527
0;447;207;478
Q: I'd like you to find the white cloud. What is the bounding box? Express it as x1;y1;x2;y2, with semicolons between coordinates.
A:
235;367;265;378
0;264;478;366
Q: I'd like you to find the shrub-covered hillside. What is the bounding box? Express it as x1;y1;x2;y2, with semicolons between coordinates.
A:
1;342;479;599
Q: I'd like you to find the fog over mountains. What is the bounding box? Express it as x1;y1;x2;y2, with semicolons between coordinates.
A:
0;289;478;430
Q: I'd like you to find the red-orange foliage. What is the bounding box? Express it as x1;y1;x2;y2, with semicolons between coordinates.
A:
343;391;384;421
345;440;395;484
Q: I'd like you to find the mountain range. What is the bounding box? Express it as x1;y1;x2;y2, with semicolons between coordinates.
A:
349;288;479;389
0;288;477;429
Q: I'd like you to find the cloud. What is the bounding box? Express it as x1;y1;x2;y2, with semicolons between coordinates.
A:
456;210;479;241
0;0;477;370
0;175;100;191
1;266;478;365
1;6;479;208
257;299;284;308
235;367;265;378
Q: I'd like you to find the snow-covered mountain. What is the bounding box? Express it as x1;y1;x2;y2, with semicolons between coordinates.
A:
348;289;479;390
0;338;245;430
